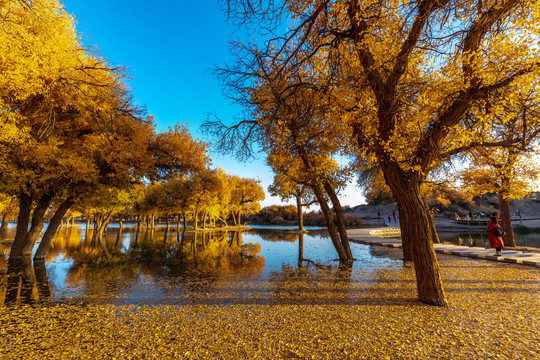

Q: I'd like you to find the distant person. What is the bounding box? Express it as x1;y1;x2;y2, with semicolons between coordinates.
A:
377;211;380;219
486;216;504;256
388;215;391;223
493;212;499;220
393;215;397;223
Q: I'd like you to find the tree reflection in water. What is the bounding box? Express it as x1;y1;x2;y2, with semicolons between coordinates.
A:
3;257;51;305
0;226;404;305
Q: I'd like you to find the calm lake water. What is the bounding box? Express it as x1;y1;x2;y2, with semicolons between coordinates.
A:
0;224;401;306
1;224;539;306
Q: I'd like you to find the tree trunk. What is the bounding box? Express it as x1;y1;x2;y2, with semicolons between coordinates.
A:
194;210;199;230
499;194;515;247
296;196;304;231
10;192;54;259
10;193;32;258
0;212;11;239
323;181;353;259
202;212;208;229
166;214;170;231
384;171;447;306
310;184;349;260
34;198;74;260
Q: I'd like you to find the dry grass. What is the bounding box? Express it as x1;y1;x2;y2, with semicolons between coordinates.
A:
1;251;539;359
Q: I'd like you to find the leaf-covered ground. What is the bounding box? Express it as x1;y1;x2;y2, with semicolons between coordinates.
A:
1;250;539;359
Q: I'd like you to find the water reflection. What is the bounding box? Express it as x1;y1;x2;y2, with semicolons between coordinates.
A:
3;257;51;305
1;226;402;306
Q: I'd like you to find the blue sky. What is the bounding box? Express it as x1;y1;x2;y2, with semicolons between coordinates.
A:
62;0;365;207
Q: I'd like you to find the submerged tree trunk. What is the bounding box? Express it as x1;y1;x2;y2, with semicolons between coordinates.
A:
384;169;447;306
499;193;515;247
34;198;74;260
298;233;304;267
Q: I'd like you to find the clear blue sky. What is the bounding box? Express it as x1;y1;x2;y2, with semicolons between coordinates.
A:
62;0;365;207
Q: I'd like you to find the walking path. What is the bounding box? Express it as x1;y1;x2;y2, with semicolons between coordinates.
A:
347;228;540;268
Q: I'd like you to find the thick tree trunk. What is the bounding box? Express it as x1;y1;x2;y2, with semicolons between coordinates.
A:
310;184;349;260
499;194;515;247
202;212;208;229
296;196;304;231
10;192;54;259
194;210;199;230
323;181;353;259
384;170;447;306
34;198;74;260
10;194;32;257
0;212;11;239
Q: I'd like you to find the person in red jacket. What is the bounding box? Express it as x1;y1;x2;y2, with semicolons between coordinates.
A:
486;216;504;256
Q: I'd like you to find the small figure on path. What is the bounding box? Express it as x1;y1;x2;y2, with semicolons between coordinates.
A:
493;211;499;220
377;211;380;219
388;215;391;223
486;216;504;256
393;215;397;223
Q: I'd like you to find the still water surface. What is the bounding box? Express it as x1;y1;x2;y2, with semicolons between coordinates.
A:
1;225;401;306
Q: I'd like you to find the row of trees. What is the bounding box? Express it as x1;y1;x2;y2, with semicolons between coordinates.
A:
0;1;265;262
205;0;540;305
